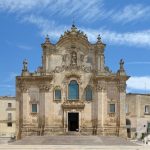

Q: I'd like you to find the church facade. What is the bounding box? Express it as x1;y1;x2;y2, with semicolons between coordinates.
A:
16;25;129;139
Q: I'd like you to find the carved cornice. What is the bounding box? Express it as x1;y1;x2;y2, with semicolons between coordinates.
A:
16;75;53;92
62;100;85;109
16;75;53;82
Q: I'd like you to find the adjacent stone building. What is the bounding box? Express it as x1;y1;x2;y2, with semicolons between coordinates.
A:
126;93;150;138
16;25;129;139
0;96;16;138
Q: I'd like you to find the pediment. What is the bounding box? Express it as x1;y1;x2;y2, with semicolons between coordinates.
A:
56;25;90;51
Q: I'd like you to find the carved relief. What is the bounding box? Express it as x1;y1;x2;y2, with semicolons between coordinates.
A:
62;100;85;109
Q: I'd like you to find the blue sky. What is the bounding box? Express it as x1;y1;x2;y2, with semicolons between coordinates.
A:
0;0;150;96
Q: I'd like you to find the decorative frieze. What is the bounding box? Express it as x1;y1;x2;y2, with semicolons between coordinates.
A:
62;100;85;109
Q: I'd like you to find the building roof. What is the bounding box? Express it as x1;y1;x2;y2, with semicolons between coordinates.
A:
0;96;16;100
127;93;150;96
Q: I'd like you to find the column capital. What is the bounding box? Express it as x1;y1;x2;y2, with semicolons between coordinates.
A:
39;84;52;92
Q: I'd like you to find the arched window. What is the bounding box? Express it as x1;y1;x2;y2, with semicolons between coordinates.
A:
85;85;92;101
68;80;79;100
54;89;61;100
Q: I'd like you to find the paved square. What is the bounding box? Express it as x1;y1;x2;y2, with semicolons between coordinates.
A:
11;135;137;146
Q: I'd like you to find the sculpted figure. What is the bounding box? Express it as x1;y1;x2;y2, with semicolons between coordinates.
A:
71;51;77;65
23;59;28;71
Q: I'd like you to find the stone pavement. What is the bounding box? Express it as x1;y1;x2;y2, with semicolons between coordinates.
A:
0;145;150;150
11;135;137;145
0;135;150;150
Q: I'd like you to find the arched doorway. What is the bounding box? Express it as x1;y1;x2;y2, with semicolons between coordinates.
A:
126;119;131;138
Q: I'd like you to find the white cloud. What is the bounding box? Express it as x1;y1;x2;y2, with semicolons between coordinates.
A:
22;15;150;47
0;0;104;21
22;15;68;38
112;4;150;23
102;29;150;47
83;28;150;47
17;44;32;51
127;76;150;91
0;0;150;24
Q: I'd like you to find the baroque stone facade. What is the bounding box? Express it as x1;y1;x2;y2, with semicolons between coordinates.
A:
16;24;130;139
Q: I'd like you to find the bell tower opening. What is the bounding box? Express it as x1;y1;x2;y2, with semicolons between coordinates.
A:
68;112;79;131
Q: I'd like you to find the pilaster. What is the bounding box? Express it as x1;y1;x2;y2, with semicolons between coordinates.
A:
118;83;127;137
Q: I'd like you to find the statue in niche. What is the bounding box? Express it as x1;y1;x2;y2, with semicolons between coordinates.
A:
71;51;77;66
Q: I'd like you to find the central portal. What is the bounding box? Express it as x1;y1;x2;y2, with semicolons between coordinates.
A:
68;112;79;131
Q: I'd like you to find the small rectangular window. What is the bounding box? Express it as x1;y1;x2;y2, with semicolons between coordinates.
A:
8;103;12;108
145;105;150;114
110;104;115;113
7;122;12;127
32;104;37;113
55;89;61;100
